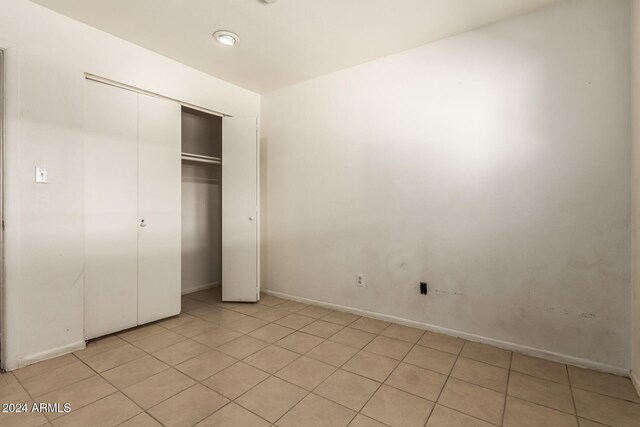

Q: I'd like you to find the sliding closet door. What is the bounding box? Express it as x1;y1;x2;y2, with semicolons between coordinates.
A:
222;117;259;302
138;94;182;323
84;81;139;339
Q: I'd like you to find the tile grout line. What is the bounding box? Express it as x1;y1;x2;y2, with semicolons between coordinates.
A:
500;352;513;426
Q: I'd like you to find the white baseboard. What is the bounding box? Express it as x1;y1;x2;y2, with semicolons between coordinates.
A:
11;340;86;371
181;281;220;295
631;371;640;396
262;289;630;377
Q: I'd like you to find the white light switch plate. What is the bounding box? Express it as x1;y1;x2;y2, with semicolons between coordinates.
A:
35;166;48;183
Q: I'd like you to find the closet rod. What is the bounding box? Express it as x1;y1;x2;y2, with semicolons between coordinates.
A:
84;73;229;118
181;152;221;161
181;156;221;165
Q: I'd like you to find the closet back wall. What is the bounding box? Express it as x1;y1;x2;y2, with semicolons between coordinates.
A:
261;0;631;371
1;0;259;370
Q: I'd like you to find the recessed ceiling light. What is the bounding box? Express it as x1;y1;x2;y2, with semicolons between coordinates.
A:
213;30;240;46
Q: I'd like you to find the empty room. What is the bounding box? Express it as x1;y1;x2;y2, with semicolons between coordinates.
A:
1;0;640;426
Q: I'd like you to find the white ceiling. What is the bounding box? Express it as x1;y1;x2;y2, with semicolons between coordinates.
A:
31;0;565;93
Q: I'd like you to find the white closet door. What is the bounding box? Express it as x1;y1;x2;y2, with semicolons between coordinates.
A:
138;94;182;324
222;117;259;302
84;81;139;339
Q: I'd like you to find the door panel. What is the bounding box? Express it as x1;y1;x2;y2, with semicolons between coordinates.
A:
222;117;259;302
84;81;138;339
138;94;182;323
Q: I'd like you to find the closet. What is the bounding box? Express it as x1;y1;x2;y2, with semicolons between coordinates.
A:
83;78;259;340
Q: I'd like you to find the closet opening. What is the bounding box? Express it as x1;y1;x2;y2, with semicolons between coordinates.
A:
181;107;223;297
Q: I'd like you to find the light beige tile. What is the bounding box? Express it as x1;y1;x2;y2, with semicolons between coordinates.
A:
578;418;609;427
569;365;639;403
450;357;509;393
278;393;356;427
301;320;344;339
230;303;268;316
275;356;335;390
82;343;146;373
508;372;574;414
186;289;221;304
362;385;434;427
298;305;334;319
257;294;288;307
192;326;242;348
438;378;505;425
404;345;457;375
188;305;227;323
51;392;141;427
322;311;360;326
426;404;494;427
343;351;399;382
14;354;78;381
277;301;310;313
349;317;390;334
363;336;413;360
20;361;94;397
156;313;198;330
275;331;324;354
202;362;269;400
172;319;218;338
148;384;228;427
381;324;424;343
0;373;30;402
74;336;128;361
123;369;195;409
573;388;640;427
152;339;209;366
181;297;210;312
460;342;511;369
132;330;185;353
0;401;48;427
511;353;568;384
306;340;359;367
504;396;578;427
315;369;380;411
119;412;162;427
206;309;250;325
101;355;168;390
235;377;307;423
385;362;447;401
244;345;299;374
418;331;465;355
118;324;165;343
217;335;269;359
37;376;116;420
219;315;268;334
348;414;387;427
196;402;270;427
175;349;236;381
248;323;296;343
276;313;316;330
330;328;377;349
252;307;291;322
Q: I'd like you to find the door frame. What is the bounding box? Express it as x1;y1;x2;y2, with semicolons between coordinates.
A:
0;48;6;370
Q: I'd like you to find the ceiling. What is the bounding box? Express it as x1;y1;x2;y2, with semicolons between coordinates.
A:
31;0;565;93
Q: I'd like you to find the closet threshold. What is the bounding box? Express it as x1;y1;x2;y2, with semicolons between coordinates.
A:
181;152;221;165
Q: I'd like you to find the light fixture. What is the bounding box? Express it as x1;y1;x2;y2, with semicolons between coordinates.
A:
213;30;240;46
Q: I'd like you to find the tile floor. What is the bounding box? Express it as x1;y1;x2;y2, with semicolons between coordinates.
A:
1;288;639;426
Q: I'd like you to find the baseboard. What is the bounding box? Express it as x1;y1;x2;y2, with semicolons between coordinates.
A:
631;371;640;396
12;340;86;371
262;289;629;377
181;281;220;295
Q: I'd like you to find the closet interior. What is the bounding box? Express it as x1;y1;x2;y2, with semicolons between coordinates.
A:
181;107;223;295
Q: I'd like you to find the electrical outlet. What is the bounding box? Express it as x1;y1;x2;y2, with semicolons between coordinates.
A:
356;273;365;288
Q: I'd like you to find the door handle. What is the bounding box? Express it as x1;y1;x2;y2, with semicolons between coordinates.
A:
140;219;147;227
249;216;255;222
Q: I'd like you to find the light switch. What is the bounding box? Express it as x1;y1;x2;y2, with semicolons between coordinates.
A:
35;166;48;183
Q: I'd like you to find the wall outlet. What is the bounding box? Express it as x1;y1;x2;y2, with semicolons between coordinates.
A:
356;273;365;288
420;282;428;295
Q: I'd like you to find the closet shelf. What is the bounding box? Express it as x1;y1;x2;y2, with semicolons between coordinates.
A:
181;152;221;164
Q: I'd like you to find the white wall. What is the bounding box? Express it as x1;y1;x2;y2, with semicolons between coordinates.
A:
631;0;640;388
0;0;259;370
262;0;631;371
